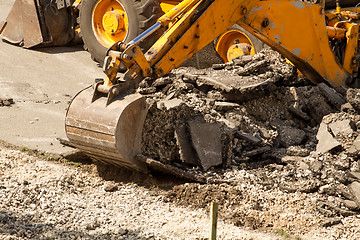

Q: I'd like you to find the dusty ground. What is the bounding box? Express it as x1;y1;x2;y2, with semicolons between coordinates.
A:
0;0;103;154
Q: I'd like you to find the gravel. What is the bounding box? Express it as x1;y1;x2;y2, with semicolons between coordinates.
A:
0;147;286;240
1;146;360;239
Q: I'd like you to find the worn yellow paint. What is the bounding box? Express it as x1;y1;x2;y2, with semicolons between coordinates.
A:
343;23;359;74
145;0;360;87
159;0;181;13
236;0;352;86
157;0;201;25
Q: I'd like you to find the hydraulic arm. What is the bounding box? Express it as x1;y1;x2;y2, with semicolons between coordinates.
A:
66;0;360;172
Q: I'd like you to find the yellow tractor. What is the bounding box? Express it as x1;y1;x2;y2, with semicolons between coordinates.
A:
0;0;264;64
63;0;360;172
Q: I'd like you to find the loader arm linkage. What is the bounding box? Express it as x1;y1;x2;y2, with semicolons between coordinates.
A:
65;0;360;172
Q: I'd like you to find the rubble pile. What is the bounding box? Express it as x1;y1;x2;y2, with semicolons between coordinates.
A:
138;49;360;221
140;49;328;169
0;97;14;106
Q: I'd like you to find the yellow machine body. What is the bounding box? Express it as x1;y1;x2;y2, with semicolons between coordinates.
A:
0;0;260;62
65;0;359;171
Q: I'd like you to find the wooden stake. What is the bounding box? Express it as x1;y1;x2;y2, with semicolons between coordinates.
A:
210;202;219;240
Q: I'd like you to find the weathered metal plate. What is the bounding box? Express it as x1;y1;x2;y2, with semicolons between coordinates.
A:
65;87;149;172
21;0;44;47
0;0;43;47
0;0;24;44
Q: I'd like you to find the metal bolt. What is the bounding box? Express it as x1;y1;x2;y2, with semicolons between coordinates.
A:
262;18;269;28
112;87;120;95
241;7;247;15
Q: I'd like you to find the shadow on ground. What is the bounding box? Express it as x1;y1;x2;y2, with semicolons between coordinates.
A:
0;211;148;240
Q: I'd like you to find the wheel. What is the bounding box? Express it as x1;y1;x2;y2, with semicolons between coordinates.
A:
215;25;264;63
79;0;163;64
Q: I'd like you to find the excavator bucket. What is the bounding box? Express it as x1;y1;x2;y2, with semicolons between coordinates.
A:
0;0;43;47
65;87;149;172
0;0;76;48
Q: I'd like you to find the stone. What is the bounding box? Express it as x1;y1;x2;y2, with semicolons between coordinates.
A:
299;161;309;170
349;182;360;206
213;101;240;111
212;63;226;70
286;146;310;157
337;185;353;200
321;218;342;227
342;199;359;211
139;87;157;94
318;83;346;109
232;55;253;66
310;160;323;173
258;127;271;139
334;158;350;171
143;157;206;183
289;86;306;104
280;155;303;164
104;184;118;192
138;79;150;88
341;102;354;113
3;100;11;106
278;126;306;147
188;120;222;171
346;88;360;113
328;119;355;137
237;60;269;76
157;98;183;110
86;221;100;230
197;76;233;92
243;146;271;157
306;89;334;124
316;122;341;153
174;124;198;166
266;148;286;160
347;171;360;182
288;87;309;120
218;118;237;129
288;106;310;121
183;73;198;82
352;135;360;151
152;78;172;87
236;132;261;145
347;145;359;156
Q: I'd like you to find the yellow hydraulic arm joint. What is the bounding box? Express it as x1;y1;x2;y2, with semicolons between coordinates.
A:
92;0;205;105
